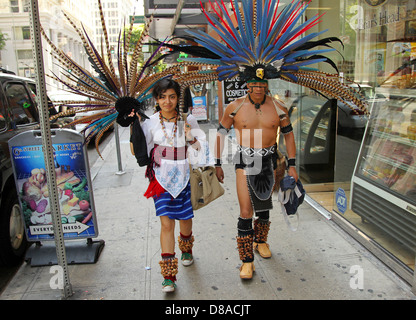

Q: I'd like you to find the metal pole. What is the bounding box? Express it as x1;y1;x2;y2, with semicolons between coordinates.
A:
114;123;125;175
29;0;72;299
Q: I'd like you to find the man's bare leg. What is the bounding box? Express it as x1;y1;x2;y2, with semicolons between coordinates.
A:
236;169;255;279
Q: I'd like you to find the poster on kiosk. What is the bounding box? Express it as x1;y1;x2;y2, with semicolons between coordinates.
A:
8;129;98;242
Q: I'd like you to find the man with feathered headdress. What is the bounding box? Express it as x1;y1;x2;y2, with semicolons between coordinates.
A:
172;0;369;279
214;66;297;279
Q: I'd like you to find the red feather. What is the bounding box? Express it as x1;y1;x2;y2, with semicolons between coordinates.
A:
209;0;238;43
267;0;280;38
200;1;236;51
281;13;325;48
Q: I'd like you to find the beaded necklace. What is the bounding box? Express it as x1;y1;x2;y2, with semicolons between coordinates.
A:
159;111;178;147
161;114;177;122
248;93;266;110
248;94;266;115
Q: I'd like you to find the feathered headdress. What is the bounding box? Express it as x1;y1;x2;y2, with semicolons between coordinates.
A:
170;0;369;115
42;0;218;158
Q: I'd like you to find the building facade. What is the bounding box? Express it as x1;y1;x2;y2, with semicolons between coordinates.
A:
0;0;137;92
91;0;137;54
0;0;94;91
333;0;416;287
270;0;416;287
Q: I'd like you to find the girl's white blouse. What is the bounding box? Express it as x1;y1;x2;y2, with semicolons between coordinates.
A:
141;112;206;198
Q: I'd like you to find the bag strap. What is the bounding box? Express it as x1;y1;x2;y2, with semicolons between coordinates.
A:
200;167;213;198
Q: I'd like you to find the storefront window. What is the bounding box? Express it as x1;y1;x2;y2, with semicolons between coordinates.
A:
335;0;416;273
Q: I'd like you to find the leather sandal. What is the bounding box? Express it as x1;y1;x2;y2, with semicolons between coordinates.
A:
253;242;271;258
239;262;255;279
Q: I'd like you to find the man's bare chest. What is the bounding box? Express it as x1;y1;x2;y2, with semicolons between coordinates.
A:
234;104;279;130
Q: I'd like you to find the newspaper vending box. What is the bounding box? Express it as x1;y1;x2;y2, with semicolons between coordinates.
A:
8;129;103;265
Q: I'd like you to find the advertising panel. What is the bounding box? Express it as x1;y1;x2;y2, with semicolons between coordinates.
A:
9;129;98;242
192;95;208;121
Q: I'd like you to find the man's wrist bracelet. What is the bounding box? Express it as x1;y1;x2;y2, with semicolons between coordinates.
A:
214;158;222;167
287;158;296;167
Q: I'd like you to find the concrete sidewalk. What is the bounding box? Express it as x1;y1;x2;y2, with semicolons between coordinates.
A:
1;124;415;300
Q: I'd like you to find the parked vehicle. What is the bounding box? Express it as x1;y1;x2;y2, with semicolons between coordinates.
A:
48;90;95;133
0;72;62;266
48;90;111;136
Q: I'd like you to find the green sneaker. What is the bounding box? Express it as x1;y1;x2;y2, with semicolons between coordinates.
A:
181;252;194;266
162;279;176;293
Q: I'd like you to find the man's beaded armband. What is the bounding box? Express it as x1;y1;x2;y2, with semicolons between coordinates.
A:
279;113;293;135
280;123;293;135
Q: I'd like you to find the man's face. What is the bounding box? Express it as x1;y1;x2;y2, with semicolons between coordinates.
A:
247;82;268;98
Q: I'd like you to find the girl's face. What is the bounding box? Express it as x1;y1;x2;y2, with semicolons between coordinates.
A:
156;88;178;114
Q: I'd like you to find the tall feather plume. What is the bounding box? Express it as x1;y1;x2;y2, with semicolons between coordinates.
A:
64;12;119;94
179;0;368;115
42;0;220;158
285;71;368;115
128;15;154;95
117;28;126;96
96;0;119;90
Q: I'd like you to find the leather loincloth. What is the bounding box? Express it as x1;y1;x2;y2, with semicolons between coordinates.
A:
234;145;278;212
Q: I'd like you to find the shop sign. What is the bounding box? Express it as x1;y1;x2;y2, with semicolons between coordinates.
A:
223;77;248;106
352;3;414;30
